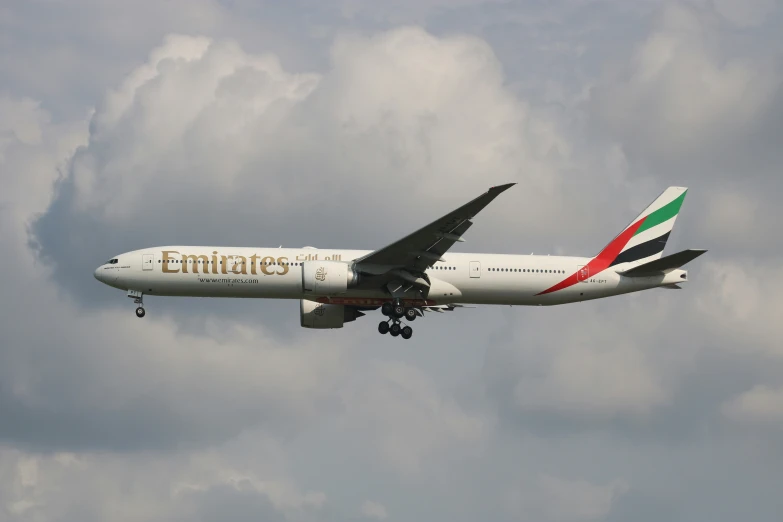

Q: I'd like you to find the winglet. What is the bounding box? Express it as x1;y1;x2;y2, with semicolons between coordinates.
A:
489;183;516;194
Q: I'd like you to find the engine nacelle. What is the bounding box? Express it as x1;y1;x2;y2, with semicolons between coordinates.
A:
300;299;364;329
302;260;360;296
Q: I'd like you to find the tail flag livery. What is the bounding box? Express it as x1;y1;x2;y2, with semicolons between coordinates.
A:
537;187;689;296
605;186;687;268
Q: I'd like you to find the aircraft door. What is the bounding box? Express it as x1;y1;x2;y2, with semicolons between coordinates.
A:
142;254;154;271
577;265;589;282
469;261;481;278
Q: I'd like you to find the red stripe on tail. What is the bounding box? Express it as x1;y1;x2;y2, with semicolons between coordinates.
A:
536;217;646;295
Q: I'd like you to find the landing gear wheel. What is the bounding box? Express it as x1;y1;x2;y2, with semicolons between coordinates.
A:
389;323;401;337
393;304;405;319
378;321;390;334
401;326;413;340
381;302;393;317
135;307;146;318
404;308;417;321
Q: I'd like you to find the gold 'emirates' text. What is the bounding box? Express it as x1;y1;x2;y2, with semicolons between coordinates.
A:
161;250;290;276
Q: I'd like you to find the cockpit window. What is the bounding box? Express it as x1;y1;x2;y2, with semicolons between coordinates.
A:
106;258;119;265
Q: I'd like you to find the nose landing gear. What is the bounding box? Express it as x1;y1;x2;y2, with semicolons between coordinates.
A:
128;289;146;318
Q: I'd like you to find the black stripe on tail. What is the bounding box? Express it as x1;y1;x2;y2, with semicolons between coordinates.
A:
609;232;670;267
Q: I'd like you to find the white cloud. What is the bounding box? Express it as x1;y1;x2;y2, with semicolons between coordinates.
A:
508;474;628;522
589;2;780;160
713;0;778;27
360;500;389;520
35;26;575;278
0;95;87;222
695;261;783;358
339;361;489;475
483;301;675;421
512;338;669;417
75;34;322;219
0;445;326;522
723;385;783;427
0;94;353;451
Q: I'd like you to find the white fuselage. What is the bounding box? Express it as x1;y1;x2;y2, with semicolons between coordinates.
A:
94;246;688;306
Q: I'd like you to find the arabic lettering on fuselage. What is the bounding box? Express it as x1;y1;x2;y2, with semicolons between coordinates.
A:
161;250;343;276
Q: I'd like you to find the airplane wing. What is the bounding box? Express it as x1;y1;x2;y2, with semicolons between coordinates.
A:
353;183;515;275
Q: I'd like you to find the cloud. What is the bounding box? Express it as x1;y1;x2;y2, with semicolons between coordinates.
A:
0;95;87;222
694;261;783;359
713;0;779;27
0;95;352;452
2;2;783;521
339;361;489;475
0;444;329;522
510;334;669;418
723;385;783;427
589;3;780;163
360;500;388;520
481;301;674;425
507;474;628;522
0;0;328;121
30;27;578;309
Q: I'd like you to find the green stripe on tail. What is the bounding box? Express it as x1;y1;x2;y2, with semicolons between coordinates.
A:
634;190;687;236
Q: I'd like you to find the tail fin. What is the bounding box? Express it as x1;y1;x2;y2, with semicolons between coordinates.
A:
595;187;688;269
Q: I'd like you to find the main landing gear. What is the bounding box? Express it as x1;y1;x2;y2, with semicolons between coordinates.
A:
128;289;145;318
378;299;416;340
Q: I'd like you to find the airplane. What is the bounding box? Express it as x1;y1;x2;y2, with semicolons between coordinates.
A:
94;185;706;339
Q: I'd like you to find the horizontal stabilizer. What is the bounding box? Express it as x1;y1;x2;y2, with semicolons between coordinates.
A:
620;249;707;277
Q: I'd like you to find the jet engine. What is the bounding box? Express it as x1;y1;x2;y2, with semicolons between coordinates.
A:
300;299;365;329
302;260;361;296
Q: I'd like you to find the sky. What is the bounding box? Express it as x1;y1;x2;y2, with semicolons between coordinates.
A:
1;0;783;520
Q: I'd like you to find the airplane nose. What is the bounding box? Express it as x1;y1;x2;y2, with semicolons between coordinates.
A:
94;267;104;282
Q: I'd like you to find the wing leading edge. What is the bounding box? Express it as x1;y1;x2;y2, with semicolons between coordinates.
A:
354;183;515;274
